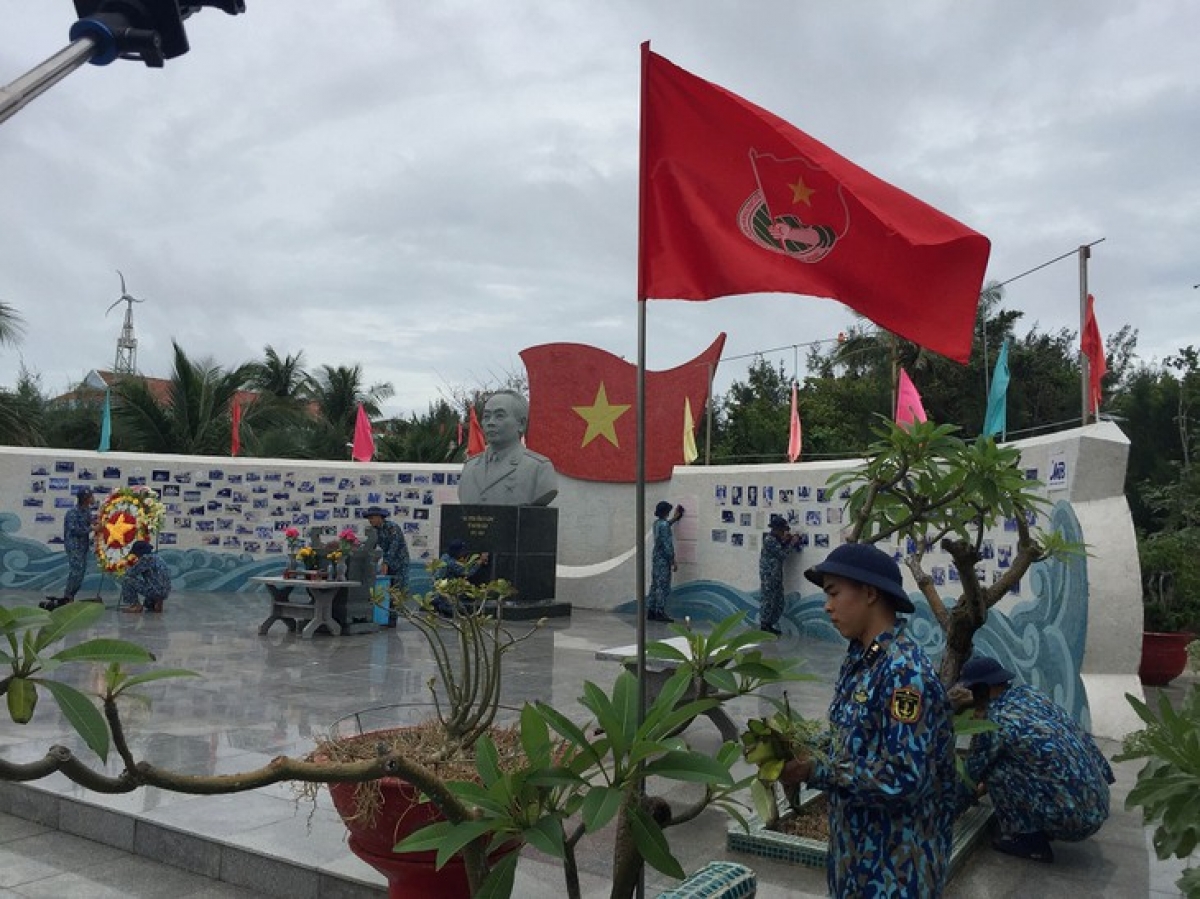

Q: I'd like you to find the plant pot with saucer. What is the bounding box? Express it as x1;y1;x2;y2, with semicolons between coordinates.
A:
308;571;528;897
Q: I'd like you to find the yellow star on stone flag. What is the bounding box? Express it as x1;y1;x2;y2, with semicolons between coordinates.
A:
573;382;631;448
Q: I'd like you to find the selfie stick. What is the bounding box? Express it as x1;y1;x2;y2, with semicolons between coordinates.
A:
0;0;245;127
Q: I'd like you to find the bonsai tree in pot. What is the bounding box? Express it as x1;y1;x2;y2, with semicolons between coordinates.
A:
1134;460;1200;685
312;564;532;896
828;418;1078;684
1135;464;1200;683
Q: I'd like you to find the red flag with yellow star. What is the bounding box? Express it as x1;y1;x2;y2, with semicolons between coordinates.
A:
521;334;726;483
638;45;990;363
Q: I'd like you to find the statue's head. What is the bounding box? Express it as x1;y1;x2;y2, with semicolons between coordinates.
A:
481;391;528;450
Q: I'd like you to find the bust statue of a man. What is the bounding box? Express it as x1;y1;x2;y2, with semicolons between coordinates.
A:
458;391;558;506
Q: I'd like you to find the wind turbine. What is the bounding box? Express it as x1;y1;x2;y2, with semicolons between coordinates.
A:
106;270;145;375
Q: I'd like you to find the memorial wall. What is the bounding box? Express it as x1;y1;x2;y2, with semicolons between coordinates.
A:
0;421;1143;737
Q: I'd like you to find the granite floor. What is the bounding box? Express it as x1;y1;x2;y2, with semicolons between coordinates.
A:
0;587;1190;898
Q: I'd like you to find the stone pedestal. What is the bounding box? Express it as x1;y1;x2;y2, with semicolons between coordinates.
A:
440;504;569;618
340;547;378;634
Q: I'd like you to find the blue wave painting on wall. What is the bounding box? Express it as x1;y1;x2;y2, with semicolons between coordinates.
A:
0;513;428;596
617;501;1093;727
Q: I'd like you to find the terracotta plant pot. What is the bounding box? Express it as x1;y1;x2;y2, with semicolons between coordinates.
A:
320;723;520;899
1138;631;1196;686
328;774;478;897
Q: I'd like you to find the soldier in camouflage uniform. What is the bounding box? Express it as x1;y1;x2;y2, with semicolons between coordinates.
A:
782;543;956;898
758;514;799;635
647;501;683;623
956;656;1114;863
119;540;173;613
43;489;96;609
366;506;409;628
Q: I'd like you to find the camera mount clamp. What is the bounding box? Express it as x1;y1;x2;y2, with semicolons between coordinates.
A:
0;1;244;126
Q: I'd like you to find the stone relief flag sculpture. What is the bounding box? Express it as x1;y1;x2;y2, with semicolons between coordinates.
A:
637;44;991;363
520;333;725;483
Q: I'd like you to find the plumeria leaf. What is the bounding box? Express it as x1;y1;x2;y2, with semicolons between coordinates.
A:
33;602;106;652
114;669;200;692
475;852;519;899
35;679;109;761
628;804;685;879
5;676;37;723
53;639;156;665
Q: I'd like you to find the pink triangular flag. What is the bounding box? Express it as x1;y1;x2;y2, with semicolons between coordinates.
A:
895;368;927;427
787;383;802;462
351;404;375;462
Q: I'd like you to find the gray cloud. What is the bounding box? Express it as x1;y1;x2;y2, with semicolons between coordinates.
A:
2;1;1197;417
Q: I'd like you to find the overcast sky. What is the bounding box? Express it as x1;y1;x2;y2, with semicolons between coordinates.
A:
1;1;1196;420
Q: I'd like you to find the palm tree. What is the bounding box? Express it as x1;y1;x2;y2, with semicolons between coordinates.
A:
0;302;37;443
113;341;254;455
0;365;46;446
375;399;465;463
237;346;318;456
245;346;313;400
306;364;394;459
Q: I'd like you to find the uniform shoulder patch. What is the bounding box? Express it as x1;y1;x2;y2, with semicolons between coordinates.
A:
889;686;923;723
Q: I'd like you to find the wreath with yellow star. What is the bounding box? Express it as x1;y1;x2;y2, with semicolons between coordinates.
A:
94;486;166;574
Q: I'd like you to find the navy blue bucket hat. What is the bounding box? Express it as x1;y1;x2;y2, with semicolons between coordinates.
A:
363;506;390;519
958;656;1016;688
129;540;154;557
804;543;915;613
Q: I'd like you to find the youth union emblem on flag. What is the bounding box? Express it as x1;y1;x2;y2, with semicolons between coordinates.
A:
738;151;850;264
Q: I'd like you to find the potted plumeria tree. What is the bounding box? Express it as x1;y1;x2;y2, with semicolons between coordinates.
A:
1;558;803;899
1136;499;1200;685
827;418;1078;684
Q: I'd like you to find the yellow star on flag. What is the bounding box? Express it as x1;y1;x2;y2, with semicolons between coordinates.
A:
789;176;815;206
573;382;631;448
103;513;137;547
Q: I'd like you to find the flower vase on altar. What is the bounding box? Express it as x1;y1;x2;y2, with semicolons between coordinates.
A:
335;560;348;580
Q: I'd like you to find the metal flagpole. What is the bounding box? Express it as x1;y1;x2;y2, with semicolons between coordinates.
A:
1079;244;1091;425
704;361;714;465
633;41;652;899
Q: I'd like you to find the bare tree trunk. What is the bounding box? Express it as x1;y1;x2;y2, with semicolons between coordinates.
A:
938;540;986;686
609;789;643;899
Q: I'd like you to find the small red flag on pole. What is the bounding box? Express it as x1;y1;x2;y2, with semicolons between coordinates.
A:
351;404;375;462
230;397;242;457
467;406;487;458
787;383;802;462
1081;294;1107;416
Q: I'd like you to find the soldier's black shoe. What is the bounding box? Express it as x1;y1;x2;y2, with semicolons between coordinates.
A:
992;832;1053;863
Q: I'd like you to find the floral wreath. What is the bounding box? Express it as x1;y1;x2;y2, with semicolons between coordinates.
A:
94;486;166;575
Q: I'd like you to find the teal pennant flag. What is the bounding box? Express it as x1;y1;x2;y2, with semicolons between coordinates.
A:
983;341;1010;438
98;388;112;452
